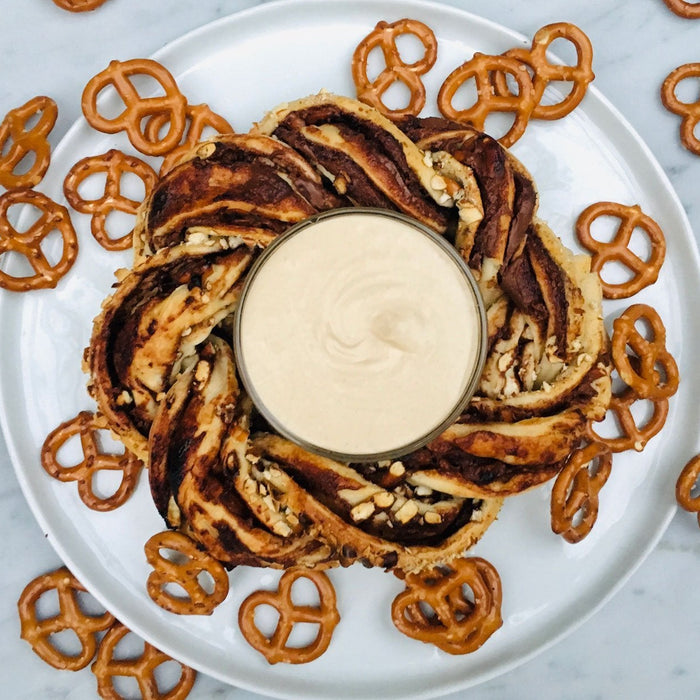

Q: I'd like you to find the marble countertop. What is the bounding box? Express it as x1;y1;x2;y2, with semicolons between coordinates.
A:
1;1;699;698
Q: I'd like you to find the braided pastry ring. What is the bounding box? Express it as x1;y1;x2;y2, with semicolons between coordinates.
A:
81;58;187;156
18;567;115;670
352;18;438;117
575;201;666;299
92;621;197;699
550;442;613;543
676;455;700;526
238;568;340;664
661;62;700;155
437;52;536;147
40;410;143;511
0;189;78;292
144;530;230;615
0;96;57;190
63;149;158;251
391;557;502;654
611;303;679;401
662;0;700;18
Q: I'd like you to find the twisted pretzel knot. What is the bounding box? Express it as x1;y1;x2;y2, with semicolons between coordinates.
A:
144;530;230;615
63;149;158;251
550;442;612;543
611;304;679;401
662;0;700;19
238;568;340;664
676;454;700;526
575;201;666;299
52;0;109;11
437;52;536;147
661;62;700;155
18;567;115;670
92;621;197;700
0;189;78;292
0;96;57;190
493;22;594;121
81;58;187;156
391;556;502;654
40;410;143;511
144;103;233;175
586;385;669;454
352;18;438;117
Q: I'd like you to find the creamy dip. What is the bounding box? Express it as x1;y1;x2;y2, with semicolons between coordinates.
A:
236;210;484;458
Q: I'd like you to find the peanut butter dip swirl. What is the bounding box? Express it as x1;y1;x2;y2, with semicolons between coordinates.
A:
88;93;611;571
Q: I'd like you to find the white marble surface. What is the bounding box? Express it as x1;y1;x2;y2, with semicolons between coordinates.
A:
1;0;699;698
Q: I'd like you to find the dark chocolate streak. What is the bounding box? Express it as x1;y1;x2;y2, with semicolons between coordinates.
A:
272;106;450;230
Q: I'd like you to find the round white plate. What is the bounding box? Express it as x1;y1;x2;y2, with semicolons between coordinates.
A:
1;1;699;698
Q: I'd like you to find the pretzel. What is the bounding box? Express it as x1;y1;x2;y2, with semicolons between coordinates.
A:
0;96;57;190
586;385;669;453
52;0;109;11
550;442;612;543
661;62;700;155
611;304;679;401
81;58;187;156
63;149;158;251
144;530;229;615
391;557;502;654
493;22;594;121
18;567;115;670
437;52;536;147
662;0;700;19
41;410;143;511
575;201;666;299
92;621;197;699
352;18;438;118
0;189;78;292
143;103;233;174
238;568;340;664
676;455;700;526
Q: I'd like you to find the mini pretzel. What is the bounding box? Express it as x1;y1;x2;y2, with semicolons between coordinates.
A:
81;58;187;156
493;22;594;121
0;96;57;190
63;149;158;251
144;530;229;615
52;0;109;11
238;568;340;664
551;442;612;543
586;385;669;454
676;455;700;526
575;201;666;299
143;104;233;174
41;410;143;511
0;189;78;292
437;52;536;148
18;567;115;670
661;62;700;155
92;621;197;699
352;18;438;117
391;557;502;654
662;0;700;19
611;304;679;401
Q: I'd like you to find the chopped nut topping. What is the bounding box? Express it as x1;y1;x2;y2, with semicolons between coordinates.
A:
272;520;292;537
373;492;395;509
431;174;447;191
414;485;433;497
389;461;405;477
394;499;419;523
350;501;375;522
424;511;442;525
194;360;210;385
116;390;133;406
634;440;644;452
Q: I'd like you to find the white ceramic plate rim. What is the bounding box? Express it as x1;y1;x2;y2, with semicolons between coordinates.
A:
1;1;700;698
